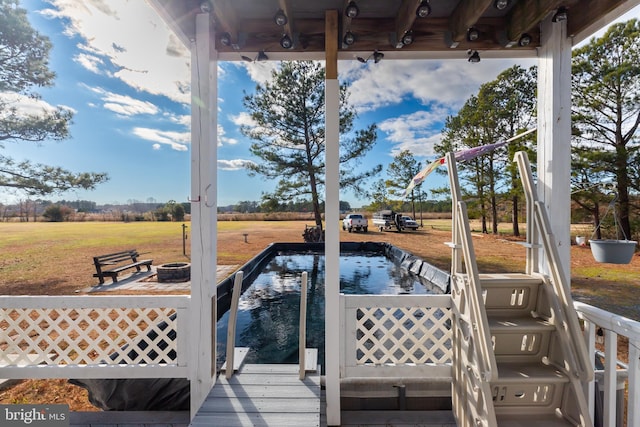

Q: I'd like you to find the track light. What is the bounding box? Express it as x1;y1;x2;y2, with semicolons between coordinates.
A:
467;50;480;63
416;0;431;18
199;1;211;13
552;7;568;23
494;0;509;10
343;31;356;46
518;33;532;47
242;51;269;62
356;50;384;64
345;1;359;18
280;34;293;49
219;33;231;47
401;31;414;46
467;27;480;42
274;9;288;26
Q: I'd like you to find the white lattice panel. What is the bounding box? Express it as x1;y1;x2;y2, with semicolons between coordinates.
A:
341;295;453;375
0;296;188;369
356;306;451;365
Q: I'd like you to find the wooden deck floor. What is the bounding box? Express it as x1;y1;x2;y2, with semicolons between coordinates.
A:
190;363;321;426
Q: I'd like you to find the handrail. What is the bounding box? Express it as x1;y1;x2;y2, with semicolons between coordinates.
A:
515;151;593;382
446;152;497;382
225;270;243;379
299;271;308;380
575;301;640;427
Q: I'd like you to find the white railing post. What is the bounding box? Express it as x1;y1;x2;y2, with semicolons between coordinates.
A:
299;271;308;380
603;329;618;427
628;342;640;427
225;270;243;379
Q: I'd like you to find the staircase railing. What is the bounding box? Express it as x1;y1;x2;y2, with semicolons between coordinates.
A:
515;151;593;383
446;152;498;426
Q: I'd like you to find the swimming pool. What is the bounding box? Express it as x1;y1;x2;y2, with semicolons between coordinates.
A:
215;242;449;369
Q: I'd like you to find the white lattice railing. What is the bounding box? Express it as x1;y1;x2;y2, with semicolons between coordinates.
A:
340;294;452;379
0;295;190;379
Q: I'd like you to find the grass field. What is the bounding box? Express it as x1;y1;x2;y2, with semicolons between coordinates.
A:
1;219;640;410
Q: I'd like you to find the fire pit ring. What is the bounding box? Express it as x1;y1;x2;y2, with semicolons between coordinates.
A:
157;262;191;282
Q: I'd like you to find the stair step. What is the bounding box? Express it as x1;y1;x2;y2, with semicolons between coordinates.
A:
479;273;542;314
492;363;569;413
490;317;554;361
479;273;542;286
496;362;568;383
496;413;576;426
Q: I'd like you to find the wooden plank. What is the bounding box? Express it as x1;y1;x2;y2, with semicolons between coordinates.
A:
192;363;321;426
219;374;320;386
199;396;320;413
239;364;300;374
190;413;319;427
220;347;249;372
207;384;321;399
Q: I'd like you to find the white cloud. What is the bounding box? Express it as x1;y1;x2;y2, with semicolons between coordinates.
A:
133;127;189;151
0;92;75;117
73;53;104;74
239;62;278;85
83;85;159;116
230;112;256;127
218;159;256;170
38;0;191;104
379;109;449;157
342;58;536;112
152;143;161;150
218;124;238;146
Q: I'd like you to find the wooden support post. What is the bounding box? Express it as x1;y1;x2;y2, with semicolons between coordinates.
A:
324;8;341;427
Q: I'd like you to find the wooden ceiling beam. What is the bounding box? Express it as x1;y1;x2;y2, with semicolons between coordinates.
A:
277;0;296;48
340;0;356;49
505;0;565;42
449;0;494;45
212;0;240;48
394;0;421;48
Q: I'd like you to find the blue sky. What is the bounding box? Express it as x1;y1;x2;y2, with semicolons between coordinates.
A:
2;1;638;207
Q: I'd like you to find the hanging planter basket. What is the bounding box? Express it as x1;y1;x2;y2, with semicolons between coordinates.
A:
588;239;637;264
589;192;637;264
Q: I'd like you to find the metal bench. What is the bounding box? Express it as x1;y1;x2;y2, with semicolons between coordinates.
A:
92;249;153;284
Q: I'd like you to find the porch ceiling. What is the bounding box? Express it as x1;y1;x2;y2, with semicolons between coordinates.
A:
150;0;639;60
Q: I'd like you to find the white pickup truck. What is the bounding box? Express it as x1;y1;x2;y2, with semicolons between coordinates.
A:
342;213;368;233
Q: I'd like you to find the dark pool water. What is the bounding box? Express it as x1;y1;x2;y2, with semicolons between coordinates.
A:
216;251;440;368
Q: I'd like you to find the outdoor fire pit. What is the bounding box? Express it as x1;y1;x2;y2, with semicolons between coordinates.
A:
156;262;191;282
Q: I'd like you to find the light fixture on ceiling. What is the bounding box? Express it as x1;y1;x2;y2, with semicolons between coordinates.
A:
199;1;211;13
467;27;480;42
241;51;269;62
401;31;414;46
345;1;359;18
343;31;356;46
280;34;293;49
219;33;231;47
552;7;568;23
357;50;384;64
518;33;532;47
468;50;480;63
494;0;509;11
416;0;431;18
274;9;288;26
